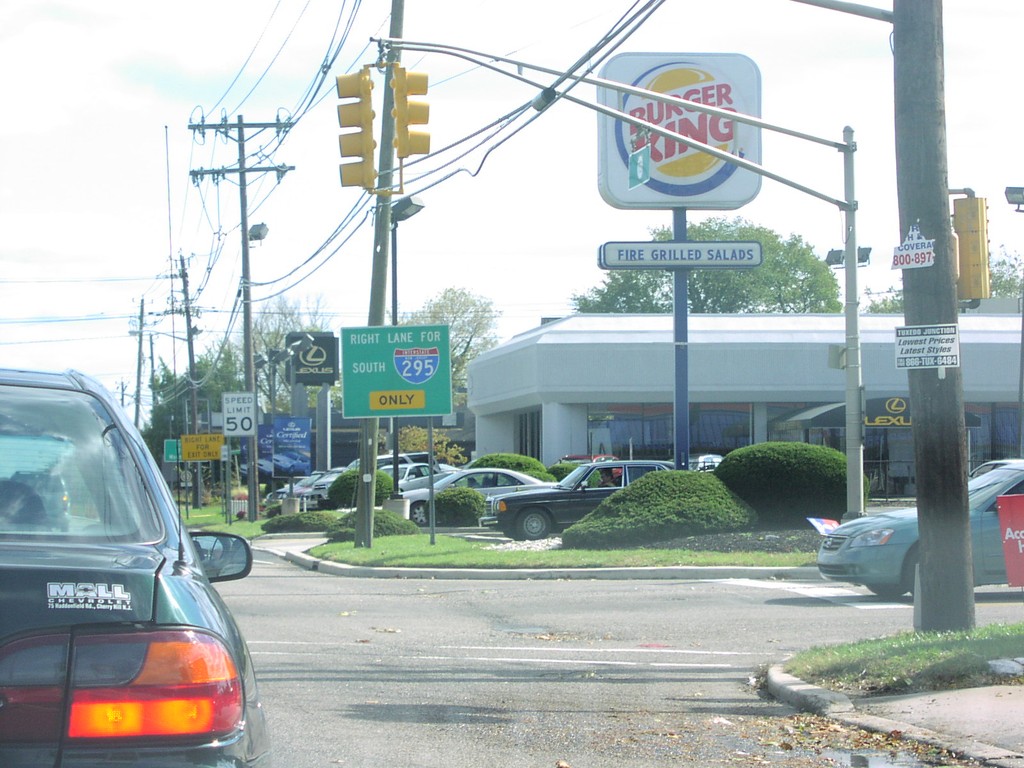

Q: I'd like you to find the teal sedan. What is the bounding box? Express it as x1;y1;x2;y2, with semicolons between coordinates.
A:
0;369;270;767
817;461;1024;598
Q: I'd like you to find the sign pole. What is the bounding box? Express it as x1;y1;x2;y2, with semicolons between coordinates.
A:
672;208;690;472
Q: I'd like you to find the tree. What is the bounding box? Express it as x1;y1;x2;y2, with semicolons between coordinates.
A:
571;217;841;314
142;343;244;460
405;287;499;398
251;296;334;413
398;425;467;466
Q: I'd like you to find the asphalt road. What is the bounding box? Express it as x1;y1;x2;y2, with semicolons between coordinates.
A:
216;555;1024;767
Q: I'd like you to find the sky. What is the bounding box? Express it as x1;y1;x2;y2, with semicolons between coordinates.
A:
1;0;1022;417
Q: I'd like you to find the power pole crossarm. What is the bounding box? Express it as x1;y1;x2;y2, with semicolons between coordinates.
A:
187;115;294;522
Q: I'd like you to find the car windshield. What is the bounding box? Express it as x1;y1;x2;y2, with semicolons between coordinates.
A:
557;464;593;489
0;384;162;543
967;465;1024;509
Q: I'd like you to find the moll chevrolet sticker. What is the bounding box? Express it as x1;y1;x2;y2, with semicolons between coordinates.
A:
47;582;133;611
598;52;762;210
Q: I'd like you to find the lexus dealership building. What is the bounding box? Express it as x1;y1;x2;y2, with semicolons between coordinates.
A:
466;312;1021;496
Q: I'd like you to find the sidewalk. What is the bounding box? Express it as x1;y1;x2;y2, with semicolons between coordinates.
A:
252;533;1024;767
768;666;1024;767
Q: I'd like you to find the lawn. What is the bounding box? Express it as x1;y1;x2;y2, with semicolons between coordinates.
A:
783;621;1024;695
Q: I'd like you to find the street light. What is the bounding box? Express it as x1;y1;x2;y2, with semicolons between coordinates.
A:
389;195;425;497
1006;187;1024;455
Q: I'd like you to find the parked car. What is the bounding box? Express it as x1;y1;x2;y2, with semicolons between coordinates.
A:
346;453;418;471
380;462;434;489
404;468;556;526
265;471;324;502
688;453;723;471
480;459;672;540
309;467;349;508
0;368;269;766
817;460;1024;598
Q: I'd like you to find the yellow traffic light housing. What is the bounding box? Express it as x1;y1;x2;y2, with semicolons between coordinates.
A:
336;66;376;190
952;196;991;300
391;66;430;159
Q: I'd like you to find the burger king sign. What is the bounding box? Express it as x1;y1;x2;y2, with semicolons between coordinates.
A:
598;52;762;210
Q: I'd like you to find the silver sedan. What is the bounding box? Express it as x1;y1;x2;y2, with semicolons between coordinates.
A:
403;468;555;525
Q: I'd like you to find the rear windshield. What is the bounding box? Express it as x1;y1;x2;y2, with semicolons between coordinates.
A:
0;384;162;543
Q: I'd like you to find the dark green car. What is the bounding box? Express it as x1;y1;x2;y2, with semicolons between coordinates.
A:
0;369;270;767
479;460;671;540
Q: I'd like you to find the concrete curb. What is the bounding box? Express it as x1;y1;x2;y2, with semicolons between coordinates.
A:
766;665;1024;768
252;533;822;581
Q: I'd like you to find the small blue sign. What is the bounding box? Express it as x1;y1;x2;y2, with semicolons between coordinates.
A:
393;346;440;385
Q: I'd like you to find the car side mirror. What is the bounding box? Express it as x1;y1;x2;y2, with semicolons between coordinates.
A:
190;531;253;582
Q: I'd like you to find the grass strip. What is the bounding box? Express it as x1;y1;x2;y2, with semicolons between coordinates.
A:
784;622;1024;695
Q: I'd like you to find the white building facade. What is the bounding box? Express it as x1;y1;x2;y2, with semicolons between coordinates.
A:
467;313;1021;496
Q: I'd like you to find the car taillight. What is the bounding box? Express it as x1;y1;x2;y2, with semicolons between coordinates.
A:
67;630;242;740
0;634;69;743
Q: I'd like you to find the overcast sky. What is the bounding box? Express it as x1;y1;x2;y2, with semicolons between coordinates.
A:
1;1;1021;414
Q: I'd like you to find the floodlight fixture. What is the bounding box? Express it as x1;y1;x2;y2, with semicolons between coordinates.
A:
1006;187;1024;212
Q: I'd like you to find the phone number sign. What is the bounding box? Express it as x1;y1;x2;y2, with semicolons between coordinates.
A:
341;324;452;418
895;324;960;370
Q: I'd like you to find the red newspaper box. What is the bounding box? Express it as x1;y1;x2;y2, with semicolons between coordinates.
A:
996;494;1024;587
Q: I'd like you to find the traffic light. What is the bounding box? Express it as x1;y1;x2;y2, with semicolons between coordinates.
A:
952;196;991;300
391;66;430;159
336;66;376;190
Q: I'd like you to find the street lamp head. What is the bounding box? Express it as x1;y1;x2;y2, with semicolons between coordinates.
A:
288;333;315;354
248;222;269;241
391;195;425;223
825;249;844;266
1005;187;1024;211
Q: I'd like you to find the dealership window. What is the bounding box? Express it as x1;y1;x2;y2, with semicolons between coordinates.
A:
586;402;752;460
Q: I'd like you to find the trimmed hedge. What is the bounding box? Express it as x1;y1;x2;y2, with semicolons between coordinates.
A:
261;510;341;534
561;471;755;550
325;469;393;509
325;507;421;542
713;441;849;524
468;453;557;482
546;462;578;481
433;486;486;526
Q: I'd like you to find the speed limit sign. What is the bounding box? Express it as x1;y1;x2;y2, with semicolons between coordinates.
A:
222;392;257;436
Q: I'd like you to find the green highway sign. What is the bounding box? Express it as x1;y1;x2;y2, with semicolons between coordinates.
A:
341;324;452;418
163;439;181;463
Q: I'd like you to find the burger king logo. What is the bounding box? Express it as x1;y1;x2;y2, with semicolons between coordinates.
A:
599;53;761;210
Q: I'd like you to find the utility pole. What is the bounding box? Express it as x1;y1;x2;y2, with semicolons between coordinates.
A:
179;255;203;510
134;298;145;429
893;0;974;631
354;0;405;548
189;115;294;522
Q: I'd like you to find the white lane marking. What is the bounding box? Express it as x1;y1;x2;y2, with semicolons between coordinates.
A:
713;578;910;609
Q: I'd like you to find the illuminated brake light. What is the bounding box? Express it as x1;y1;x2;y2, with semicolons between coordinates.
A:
68;630;242;740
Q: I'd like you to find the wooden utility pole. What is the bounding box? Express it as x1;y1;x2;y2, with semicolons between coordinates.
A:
893;0;974;631
354;0;405;548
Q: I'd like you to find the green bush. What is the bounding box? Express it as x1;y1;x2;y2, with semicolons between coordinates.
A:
325;508;422;542
546;462;578;481
433;486;486;526
562;471;755;550
325;469;393;509
261;510;341;534
713;441;850;525
469;452;556;482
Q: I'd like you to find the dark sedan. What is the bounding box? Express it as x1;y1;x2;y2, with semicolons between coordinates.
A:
0;368;270;767
480;460;671;540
